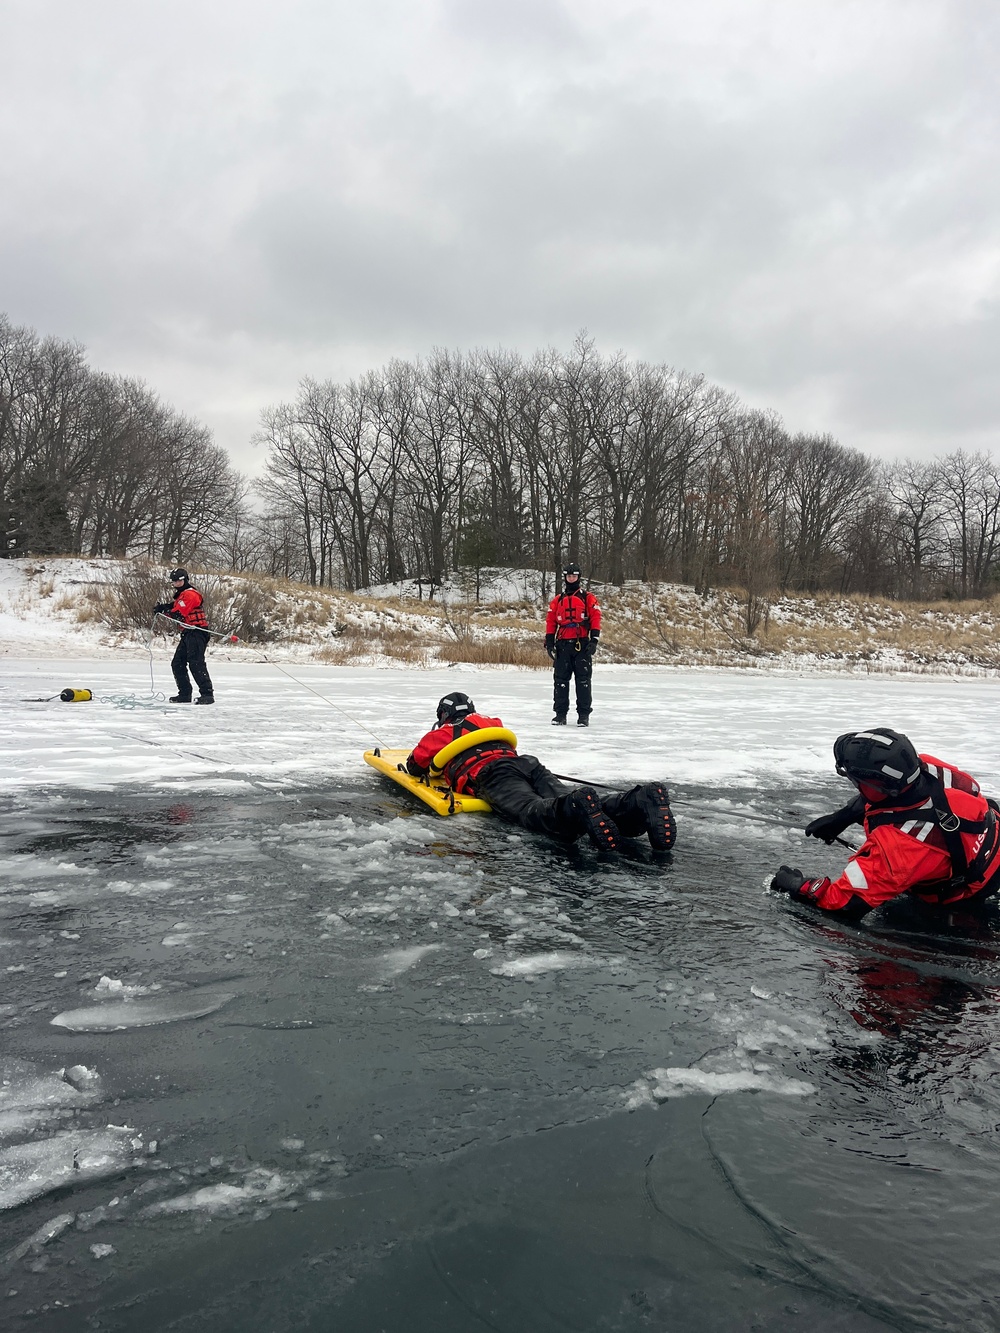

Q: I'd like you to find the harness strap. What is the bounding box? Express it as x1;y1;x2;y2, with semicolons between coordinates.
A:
447;741;516;789
868;777;999;899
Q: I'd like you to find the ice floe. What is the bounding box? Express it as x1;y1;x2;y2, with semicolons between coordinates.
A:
491;951;614;979
139;1167;306;1217
50;987;235;1032
627;1066;816;1107
0;1128;142;1210
376;943;442;978
0;1059;103;1144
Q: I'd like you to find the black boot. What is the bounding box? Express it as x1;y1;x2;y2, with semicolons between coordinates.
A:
600;784;675;850
169;694;192;704
194;695;215;705
577;715;589;727
568;787;618;852
637;783;675;851
552;715;567;725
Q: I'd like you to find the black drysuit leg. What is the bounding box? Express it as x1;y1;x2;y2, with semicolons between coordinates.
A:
472;756;583;840
552;641;593;719
171;630;213;699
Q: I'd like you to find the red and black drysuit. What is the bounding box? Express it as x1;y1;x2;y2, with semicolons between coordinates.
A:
156;584;214;701
789;755;1000;919
545;588;601;721
405;712;657;844
406;712;584;838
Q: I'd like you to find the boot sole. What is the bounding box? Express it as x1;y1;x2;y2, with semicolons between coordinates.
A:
575;789;618;852
642;784;675;851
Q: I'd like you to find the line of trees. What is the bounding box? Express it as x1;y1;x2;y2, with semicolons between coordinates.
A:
255;338;1000;601
5;313;1000;605
0;314;245;562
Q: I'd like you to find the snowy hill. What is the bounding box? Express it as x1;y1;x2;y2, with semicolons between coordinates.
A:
2;557;1000;677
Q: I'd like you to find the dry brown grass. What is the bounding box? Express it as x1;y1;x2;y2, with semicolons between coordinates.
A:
379;627;425;660
37;560;1000;674
313;641;357;665
444;636;550;668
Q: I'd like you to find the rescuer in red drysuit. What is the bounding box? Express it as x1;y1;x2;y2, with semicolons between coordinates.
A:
770;728;1000;920
544;563;601;726
405;692;675;853
153;567;215;705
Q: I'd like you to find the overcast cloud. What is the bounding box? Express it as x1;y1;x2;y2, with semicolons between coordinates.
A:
2;0;997;472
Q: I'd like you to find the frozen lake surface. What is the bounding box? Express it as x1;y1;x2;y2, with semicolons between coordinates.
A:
3;659;1000;1330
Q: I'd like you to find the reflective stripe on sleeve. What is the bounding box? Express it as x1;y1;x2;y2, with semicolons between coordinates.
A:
845;859;869;890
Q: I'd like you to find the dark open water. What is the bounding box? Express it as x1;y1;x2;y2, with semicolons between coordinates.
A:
2;775;1000;1331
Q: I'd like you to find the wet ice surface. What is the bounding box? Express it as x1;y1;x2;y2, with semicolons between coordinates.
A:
4;666;1000;1328
2;782;1000;1329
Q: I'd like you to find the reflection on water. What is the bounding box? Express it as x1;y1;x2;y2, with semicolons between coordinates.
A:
0;779;999;1329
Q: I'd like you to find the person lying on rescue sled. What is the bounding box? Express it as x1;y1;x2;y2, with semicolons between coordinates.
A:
770;728;1000;920
406;693;675;854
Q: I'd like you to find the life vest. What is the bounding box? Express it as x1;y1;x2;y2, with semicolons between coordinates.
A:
433;718;518;792
547;591;600;641
171;586;209;630
865;756;1000;902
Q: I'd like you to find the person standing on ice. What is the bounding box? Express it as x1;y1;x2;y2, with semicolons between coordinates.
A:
544;562;601;726
770;728;1000;919
153;568;215;705
406;692;675;852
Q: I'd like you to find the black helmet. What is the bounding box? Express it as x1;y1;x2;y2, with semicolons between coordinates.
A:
437;692;475;725
563;563;581;580
168;567;189;582
833;728;921;797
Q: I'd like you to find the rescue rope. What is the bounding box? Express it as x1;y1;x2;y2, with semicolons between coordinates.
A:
151;611;240;642
100;692;168;709
256;654;388;747
148;614;389;744
547;770;860;848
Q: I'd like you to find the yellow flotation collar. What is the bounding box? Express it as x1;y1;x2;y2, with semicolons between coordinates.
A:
430;727;518;774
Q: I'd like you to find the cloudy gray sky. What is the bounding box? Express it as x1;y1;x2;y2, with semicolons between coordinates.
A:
3;0;997;473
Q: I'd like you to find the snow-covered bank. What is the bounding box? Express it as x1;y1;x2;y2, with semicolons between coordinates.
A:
6;557;1000;677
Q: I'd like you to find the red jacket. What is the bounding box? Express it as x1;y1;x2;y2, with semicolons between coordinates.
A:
406;713;515;793
545;590;601;640
797;754;1000;913
168;586;209;629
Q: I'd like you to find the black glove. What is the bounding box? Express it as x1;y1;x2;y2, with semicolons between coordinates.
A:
770;865;807;894
405;753;427;777
589;632;599;656
804;795;864;844
153;602;171;614
544;634;556;660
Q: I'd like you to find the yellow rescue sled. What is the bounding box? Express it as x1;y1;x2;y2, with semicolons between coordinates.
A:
363;728;517;817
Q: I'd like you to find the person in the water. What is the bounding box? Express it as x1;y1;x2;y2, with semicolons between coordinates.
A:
406;692;675;854
771;728;1000;919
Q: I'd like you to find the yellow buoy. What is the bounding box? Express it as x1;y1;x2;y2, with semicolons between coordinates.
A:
60;688;93;702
